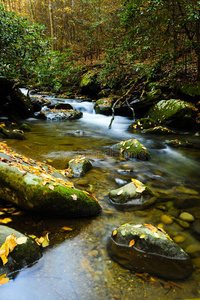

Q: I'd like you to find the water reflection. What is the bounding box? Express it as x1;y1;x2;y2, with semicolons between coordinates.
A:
3;96;200;299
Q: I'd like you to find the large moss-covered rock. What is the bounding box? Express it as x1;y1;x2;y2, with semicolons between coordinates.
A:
108;223;193;279
111;139;150;160
0;225;42;276
128;118;157;132
0;77;34;121
0;143;101;217
109;179;156;209
94;98;113;115
147;99;198;129
80;70;101;98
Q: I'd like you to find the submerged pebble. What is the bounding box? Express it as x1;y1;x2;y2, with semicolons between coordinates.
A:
179;212;195;222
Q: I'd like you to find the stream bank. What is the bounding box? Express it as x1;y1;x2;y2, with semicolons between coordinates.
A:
0;93;200;299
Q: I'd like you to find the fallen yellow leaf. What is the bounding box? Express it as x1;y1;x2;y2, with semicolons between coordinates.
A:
1;218;12;224
16;237;28;245
112;230;118;236
0;274;9;285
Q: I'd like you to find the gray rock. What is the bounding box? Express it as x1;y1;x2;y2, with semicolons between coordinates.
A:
111;139;150;161
109;180;156;209
108;223;193;279
69;156;92;177
0;225;42;276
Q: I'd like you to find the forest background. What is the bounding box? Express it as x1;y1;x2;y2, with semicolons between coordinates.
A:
0;0;200;97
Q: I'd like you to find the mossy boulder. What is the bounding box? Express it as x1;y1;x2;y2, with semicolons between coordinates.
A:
94;98;113;115
128;118;157;132
145;89;162;101
36;109;83;121
147;99;198;129
80;70;101;98
111;139;150;160
165;139;193;148
0;225;42;276
68;156;92;177
0;143;101;217
142;126;175;135
109;179;155;209
19;124;31;132
0;77;34;121
108;223;193;279
177;83;200;101
0;127;26;140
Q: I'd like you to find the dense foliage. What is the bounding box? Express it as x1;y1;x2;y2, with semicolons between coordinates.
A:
0;0;199;92
0;4;48;83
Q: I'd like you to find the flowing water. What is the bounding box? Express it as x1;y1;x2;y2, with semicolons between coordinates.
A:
1;93;200;299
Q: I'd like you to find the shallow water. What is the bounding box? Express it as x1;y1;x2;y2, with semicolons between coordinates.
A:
1;95;200;299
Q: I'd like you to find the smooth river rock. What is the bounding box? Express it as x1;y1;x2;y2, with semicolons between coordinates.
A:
0;225;42;276
108;223;193;279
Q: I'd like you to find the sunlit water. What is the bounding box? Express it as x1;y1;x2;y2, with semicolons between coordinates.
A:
1;93;200;299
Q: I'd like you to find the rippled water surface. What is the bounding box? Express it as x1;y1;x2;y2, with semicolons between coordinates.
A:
1;95;200;300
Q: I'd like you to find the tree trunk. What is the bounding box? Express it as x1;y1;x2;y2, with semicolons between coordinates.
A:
49;0;54;51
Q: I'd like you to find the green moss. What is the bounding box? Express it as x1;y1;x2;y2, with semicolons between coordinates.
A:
19;123;31;132
181;83;200;97
111;139;150;160
0;161;101;217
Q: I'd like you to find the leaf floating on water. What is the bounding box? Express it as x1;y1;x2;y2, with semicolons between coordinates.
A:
0;218;12;224
129;239;135;247
0;274;9;285
112;230;118;236
61;227;73;231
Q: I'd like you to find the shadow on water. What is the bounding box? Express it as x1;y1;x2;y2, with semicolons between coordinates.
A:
1;95;200;299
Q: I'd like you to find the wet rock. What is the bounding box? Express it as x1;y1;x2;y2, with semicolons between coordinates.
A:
179;212;195;222
175;219;190;229
94;98;113;115
111;139;150;161
80;70;101;98
128;118;157;132
55;103;73;110
165;139;193;148
146;99;198;129
0;127;26;140
142;126;175;135
192;219;200;236
109;179;156;209
108;223;193;279
0;77;34;121
19;123;31;132
8;130;26;140
0;143;101;217
0;225;42;276
69;156;92;177
36;109;83;121
173;235;186;243
160;214;173;224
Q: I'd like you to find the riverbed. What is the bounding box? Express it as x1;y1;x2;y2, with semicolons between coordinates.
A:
1;94;200;299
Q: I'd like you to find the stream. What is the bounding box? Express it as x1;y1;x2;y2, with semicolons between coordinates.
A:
1;92;200;299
